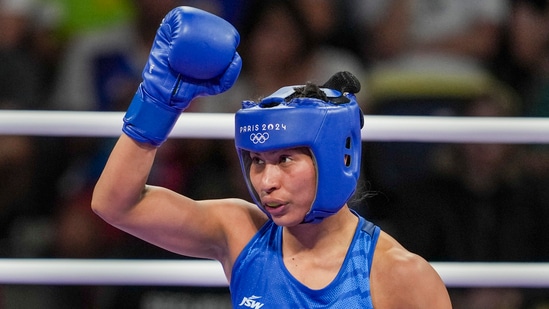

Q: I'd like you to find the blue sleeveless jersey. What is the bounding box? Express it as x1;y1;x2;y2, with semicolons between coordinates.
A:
230;213;380;308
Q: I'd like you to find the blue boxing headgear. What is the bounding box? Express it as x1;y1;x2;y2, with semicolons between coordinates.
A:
235;72;364;223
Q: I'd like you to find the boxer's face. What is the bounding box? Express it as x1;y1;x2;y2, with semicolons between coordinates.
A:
249;147;316;226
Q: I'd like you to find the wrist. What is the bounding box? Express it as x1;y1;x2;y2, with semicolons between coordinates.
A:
122;87;182;147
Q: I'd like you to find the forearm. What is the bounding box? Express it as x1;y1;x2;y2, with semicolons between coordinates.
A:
91;134;157;222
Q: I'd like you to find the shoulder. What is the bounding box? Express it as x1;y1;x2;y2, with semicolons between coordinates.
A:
370;231;451;308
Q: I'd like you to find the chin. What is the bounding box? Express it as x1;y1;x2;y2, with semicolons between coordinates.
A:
271;214;305;227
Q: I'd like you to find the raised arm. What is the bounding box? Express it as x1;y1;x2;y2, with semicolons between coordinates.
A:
91;7;251;263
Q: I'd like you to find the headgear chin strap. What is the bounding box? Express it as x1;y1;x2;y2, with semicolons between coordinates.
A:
234;71;364;223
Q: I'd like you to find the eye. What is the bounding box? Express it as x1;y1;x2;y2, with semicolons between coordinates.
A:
279;155;292;164
251;156;264;165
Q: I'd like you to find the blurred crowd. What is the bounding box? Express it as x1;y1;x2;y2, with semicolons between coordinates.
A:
0;0;548;308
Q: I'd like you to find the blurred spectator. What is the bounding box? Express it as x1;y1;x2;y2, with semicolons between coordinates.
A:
352;0;509;115
3;188;124;309
490;0;549;192
47;0;246;200
352;0;507;73
195;0;366;113
48;0;246;112
389;84;548;260
47;0;181;229
178;0;246;27
0;0;61;258
372;85;549;308
0;0;44;109
52;0;134;40
348;0;510;203
490;0;549;114
295;0;362;58
48;0;181;111
0;136;33;256
31;3;240;307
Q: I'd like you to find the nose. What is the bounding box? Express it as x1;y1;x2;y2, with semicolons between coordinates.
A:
259;164;280;195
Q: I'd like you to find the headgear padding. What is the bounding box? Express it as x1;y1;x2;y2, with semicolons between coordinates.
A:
234;72;364;223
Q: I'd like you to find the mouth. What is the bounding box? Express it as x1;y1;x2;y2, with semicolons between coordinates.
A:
262;201;288;216
264;202;284;208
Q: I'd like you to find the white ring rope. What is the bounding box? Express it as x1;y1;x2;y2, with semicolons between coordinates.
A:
0;259;548;287
0;259;228;287
1;110;548;288
1;110;549;143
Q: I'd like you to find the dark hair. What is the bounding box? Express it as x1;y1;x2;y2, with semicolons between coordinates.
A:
288;83;328;101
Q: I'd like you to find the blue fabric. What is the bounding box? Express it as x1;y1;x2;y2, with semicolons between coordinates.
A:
230;213;380;308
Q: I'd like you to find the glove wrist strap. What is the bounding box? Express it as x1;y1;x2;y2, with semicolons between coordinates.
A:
122;87;182;147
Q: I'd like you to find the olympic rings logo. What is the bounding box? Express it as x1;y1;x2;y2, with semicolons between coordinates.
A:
250;132;270;144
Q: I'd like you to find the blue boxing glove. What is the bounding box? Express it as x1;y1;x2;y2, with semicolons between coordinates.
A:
123;6;242;146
